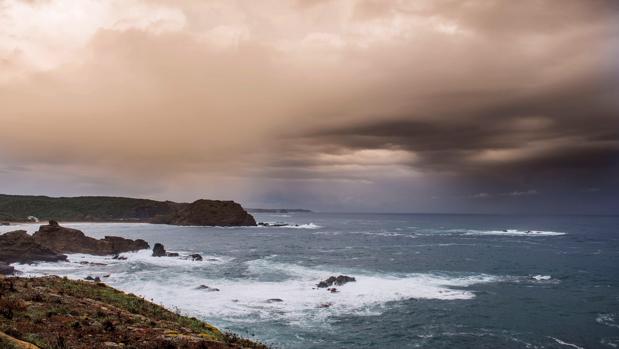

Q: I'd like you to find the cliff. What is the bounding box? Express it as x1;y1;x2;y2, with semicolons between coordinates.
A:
0;194;256;226
0;276;267;349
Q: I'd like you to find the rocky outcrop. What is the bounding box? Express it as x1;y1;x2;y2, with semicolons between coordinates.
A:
152;243;166;256
317;275;356;288
0;230;67;264
151;243;180;257
32;221;149;255
152;199;257;226
0;262;15;275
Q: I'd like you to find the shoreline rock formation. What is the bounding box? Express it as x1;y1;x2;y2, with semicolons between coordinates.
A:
0;230;68;266
316;275;356;288
152;199;257;226
0;194;257;226
32;221;149;255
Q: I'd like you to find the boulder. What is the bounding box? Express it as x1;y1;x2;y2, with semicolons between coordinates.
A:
33;222;149;255
189;254;203;261
0;262;15;275
196;285;220;292
152;199;257;226
0;230;67;264
316;275;356;288
151;243;180;257
152;243;166;257
266;298;283;303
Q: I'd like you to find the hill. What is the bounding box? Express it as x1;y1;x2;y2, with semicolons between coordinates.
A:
0;194;256;226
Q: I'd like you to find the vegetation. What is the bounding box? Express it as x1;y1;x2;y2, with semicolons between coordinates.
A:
0;194;182;222
0;276;268;349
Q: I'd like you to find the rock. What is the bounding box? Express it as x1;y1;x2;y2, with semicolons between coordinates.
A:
152;243;180;257
152;243;166;257
0;262;15;275
32;223;149;255
316;275;356;288
94;276;101;283
189;254;203;261
0;230;67;264
196;285;220;292
112;254;127;260
152;199;257;226
329;288;338;293
318;302;333;308
85;276;94;281
101;236;149;254
266;298;283;303
0;222;10;226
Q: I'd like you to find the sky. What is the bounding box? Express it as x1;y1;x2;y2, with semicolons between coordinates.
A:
0;0;618;214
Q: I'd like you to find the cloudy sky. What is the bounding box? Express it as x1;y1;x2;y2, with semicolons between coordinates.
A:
0;0;617;213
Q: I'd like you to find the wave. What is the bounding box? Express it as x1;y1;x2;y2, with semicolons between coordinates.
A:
597;313;619;329
257;222;322;229
461;229;565;237
531;274;552;281
12;255;502;326
548;337;585;349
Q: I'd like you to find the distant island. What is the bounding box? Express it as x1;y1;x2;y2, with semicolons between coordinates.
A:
0;194;256;226
247;208;312;213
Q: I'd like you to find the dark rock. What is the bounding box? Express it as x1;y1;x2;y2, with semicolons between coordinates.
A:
318;302;333;308
152;199;257;226
196;285;220;292
48;220;59;226
316;275;356;288
101;236;148;254
112;254;127;260
189;254;203;261
0;230;67;264
94;277;101;283
266;298;283;303
0;222;10;226
85;276;94;281
152;243;180;257
33;223;149;255
0;262;15;275
152;243;166;257
329;288;338;293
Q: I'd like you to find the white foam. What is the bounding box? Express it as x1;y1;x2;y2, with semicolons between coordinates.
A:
549;337;585;349
283;223;322;229
597;314;619;328
11;256;501;327
532;275;552;281
462;229;565;237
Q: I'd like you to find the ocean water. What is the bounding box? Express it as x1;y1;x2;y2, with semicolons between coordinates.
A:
4;213;619;349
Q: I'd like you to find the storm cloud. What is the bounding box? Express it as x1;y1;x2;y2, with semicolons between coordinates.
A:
0;0;617;213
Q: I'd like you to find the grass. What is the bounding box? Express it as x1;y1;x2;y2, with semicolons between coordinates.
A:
0;276;269;349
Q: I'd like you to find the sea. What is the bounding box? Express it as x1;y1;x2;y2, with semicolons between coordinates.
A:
3;213;619;348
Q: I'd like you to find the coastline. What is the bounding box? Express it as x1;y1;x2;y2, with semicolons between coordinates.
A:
0;275;267;349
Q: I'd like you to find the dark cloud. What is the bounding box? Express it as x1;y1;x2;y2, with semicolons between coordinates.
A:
0;0;617;213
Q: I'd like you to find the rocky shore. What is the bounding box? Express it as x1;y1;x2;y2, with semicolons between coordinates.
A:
0;222;151;275
0;276;267;349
